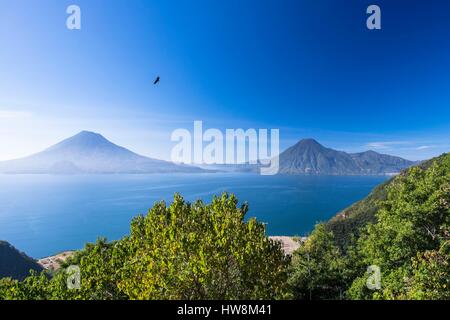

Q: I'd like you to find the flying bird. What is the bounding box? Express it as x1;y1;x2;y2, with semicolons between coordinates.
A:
153;76;160;85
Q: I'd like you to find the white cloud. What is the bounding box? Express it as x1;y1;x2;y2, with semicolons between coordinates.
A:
365;141;409;150
0;110;32;119
416;145;433;150
366;142;389;149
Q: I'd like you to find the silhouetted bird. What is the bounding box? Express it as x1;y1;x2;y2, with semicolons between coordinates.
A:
153;76;160;85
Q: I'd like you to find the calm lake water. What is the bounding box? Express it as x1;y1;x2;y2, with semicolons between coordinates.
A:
0;173;388;258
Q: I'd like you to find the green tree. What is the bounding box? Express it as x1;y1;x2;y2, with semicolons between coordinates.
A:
289;224;349;300
117;193;290;299
0;271;52;300
348;156;450;299
406;241;450;299
289;154;450;301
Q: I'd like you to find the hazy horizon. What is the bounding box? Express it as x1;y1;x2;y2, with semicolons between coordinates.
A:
0;129;434;163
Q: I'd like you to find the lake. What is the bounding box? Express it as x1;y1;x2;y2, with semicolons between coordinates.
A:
0;173;388;258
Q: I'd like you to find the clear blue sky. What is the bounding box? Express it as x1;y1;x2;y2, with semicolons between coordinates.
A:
1;0;449;161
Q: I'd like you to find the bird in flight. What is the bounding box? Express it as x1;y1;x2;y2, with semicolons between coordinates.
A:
153;76;160;85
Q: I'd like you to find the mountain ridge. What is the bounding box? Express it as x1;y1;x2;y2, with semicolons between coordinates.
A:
0;131;204;174
0;134;415;175
0;241;44;281
278;138;414;175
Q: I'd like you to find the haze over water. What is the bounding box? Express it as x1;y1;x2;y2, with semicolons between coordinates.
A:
0;173;388;258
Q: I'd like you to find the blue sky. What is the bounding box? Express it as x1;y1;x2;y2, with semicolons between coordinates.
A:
0;0;449;161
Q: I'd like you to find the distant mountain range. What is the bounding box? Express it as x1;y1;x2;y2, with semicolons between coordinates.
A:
0;132;415;175
0;131;204;174
278;139;415;175
0;241;43;281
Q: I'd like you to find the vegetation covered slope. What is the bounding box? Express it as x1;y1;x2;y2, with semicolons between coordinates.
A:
325;181;389;251
0;241;44;281
290;153;450;299
325;156;438;251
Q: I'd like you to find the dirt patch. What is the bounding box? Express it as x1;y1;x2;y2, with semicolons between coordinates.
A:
38;251;75;271
270;236;302;255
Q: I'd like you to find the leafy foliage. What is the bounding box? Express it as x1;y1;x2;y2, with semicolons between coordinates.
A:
288;224;350;299
348;155;450;299
406;247;450;299
289;153;450;300
325;181;389;251
0;193;290;300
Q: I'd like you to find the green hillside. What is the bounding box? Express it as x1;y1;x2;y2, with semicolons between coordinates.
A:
325;180;389;251
325;156;442;251
290;153;450;299
0;241;44;281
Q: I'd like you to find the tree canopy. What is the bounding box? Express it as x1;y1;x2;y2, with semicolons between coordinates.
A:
289;153;450;300
0;193;290;300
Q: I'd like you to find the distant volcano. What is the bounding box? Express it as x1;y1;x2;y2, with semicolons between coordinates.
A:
0;131;204;174
278;139;414;175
